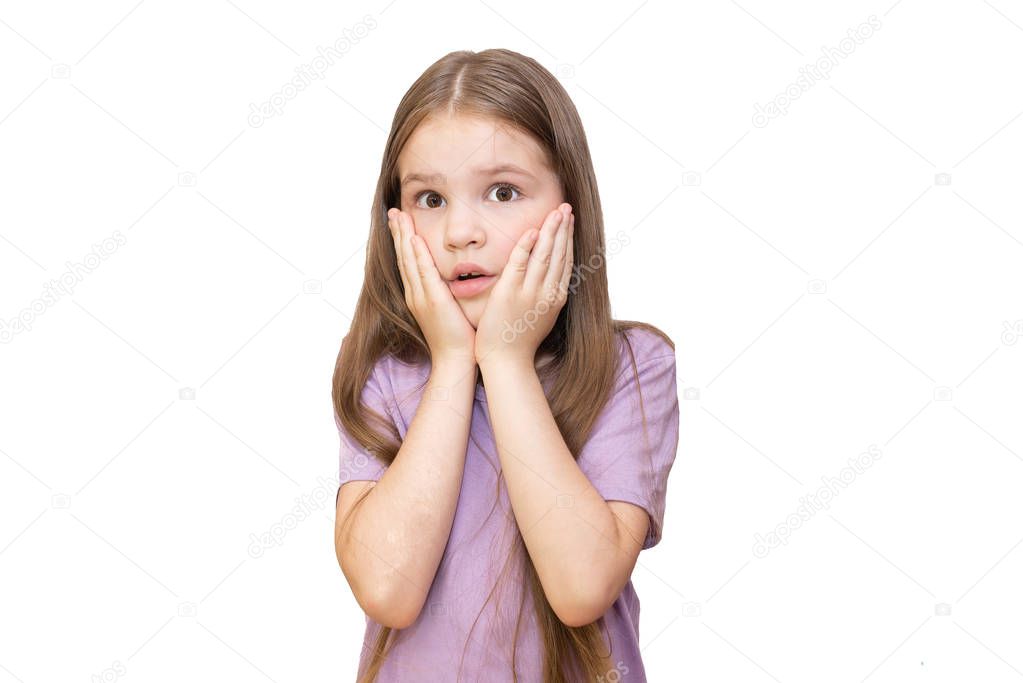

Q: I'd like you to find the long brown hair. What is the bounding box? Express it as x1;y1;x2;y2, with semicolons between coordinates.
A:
332;48;673;682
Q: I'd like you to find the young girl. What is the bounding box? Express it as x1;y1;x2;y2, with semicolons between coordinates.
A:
332;48;679;682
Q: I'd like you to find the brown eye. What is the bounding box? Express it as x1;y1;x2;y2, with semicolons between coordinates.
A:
489;183;522;203
414;183;521;209
414;191;445;209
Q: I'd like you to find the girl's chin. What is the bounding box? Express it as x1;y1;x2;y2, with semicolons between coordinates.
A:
459;294;492;324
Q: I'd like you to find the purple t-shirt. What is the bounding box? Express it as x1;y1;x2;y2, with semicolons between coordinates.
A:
337;326;679;681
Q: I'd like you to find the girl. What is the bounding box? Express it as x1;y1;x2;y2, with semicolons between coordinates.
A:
332;48;679;682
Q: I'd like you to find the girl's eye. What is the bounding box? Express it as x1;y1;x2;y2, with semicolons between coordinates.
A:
487;183;522;203
414;183;523;209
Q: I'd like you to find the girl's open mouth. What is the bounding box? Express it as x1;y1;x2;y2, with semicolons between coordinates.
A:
448;274;495;298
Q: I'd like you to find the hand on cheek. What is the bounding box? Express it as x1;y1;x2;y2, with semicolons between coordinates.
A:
386;207;478;366
474;203;574;366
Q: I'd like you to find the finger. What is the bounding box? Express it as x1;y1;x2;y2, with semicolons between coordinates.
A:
410;231;450;300
388;209;412;297
398;212;424;303
558;214;575;298
543;208;571;297
525;206;568;292
503;224;541;284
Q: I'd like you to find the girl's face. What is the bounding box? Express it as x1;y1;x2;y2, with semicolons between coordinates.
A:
395;114;565;329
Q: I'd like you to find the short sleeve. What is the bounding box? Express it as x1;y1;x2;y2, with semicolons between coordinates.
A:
576;349;679;550
335;358;393;489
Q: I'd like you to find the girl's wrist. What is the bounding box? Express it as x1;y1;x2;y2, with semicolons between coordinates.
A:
429;354;478;379
477;353;534;377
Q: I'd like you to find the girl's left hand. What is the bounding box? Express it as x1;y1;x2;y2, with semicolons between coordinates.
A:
474;203;574;367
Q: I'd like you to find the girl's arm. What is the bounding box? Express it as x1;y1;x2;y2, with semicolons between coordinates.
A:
335;358;476;629
479;356;647;628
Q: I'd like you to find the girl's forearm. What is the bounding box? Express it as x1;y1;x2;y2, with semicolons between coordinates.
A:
478;357;623;627
341;359;476;628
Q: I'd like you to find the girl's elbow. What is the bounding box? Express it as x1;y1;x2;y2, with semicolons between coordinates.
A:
338;564;421;629
554;598;605;628
550;582;608;628
364;588;422;629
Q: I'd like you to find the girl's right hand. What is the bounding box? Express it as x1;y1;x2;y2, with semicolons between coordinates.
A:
387;207;477;366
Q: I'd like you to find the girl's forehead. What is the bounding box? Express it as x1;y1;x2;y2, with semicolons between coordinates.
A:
399;115;549;176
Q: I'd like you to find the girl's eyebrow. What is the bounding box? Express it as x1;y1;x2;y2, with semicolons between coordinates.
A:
401;163;536;188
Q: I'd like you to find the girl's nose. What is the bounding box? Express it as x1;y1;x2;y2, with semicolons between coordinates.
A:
443;203;484;248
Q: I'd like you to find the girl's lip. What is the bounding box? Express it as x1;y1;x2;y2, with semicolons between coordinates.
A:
449;262;493;280
448;274;496;298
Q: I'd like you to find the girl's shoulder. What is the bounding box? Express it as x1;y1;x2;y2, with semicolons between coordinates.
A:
371;350;434;409
615;322;676;369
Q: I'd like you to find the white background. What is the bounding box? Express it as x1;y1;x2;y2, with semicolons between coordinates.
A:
1;1;1022;681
